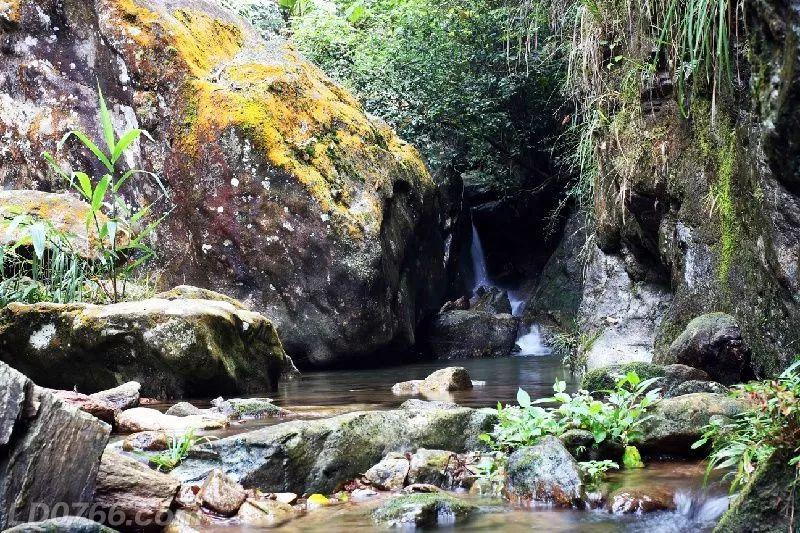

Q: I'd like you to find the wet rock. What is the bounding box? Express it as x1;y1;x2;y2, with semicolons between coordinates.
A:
661;313;753;385
175;484;201;511
164;509;213;533
90;382;141;411
505;436;585;507
0;295;293;399
426;310;519;360
274;493;298;505
400;399;461;410
639;393;747;455
391;380;424;395
581;362;666;393
42;389;117;424
93;451;180;530
559;429;623;461
609;486;676;514
402;483;443;494
715;447;798;532
665;380;728;398
372;493;477;528
115;408;228;434
237;498;295;526
199;470;247;517
0;362;110;529
3;517;117;533
165;402;203;417
440;296;470;312
210;397;291;419
364;453;409;490
407;449;459;488
171;406;496;493
471;286;513;314
122;431;170;452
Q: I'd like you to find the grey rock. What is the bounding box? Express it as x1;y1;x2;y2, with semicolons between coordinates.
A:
210;398;291;419
662;313;753;385
505;436;585;507
372;493;477;528
0;362;110;530
639;393;747;455
364;453;409;490
471;287;512;314
400;399;460;410
93;451;180;529
199;470;247;517
165;402;203;417
407;449;458;488
426;310;519;360
665;380;728;398
90;382;141;411
171;406;496;494
3;517;117;533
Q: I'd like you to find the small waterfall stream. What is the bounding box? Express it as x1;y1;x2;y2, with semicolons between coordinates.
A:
469;223;550;356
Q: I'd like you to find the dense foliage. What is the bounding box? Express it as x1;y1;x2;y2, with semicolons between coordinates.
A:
694;360;800;492
482;371;661;453
288;0;564;191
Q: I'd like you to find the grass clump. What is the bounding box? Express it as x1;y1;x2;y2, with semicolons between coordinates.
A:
148;429;215;472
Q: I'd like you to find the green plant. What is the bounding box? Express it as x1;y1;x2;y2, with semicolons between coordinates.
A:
0;214;92;306
579;459;618;488
148;429;215;472
693;360;800;493
43;86;168;303
549;324;601;372
481;372;661;458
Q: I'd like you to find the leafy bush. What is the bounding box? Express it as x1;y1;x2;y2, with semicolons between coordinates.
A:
43;87;168;303
579;459;618;489
288;0;563;190
481;371;661;453
693;360;800;492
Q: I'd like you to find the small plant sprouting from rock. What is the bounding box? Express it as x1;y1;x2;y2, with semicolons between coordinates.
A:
578;459;618;489
43;86;169;303
480;371;661;462
147;429;215;472
693;359;800;493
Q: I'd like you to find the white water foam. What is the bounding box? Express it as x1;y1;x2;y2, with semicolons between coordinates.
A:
516;324;551;356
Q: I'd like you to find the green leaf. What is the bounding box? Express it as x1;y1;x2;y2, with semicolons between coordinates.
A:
60;130;113;172
92;175;110;212
72;172;93;200
28;222;47;260
110;129;142;165
516;388;531;408
97;85;116;154
42;152;69;180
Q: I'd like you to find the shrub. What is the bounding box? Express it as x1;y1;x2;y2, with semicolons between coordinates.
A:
148;429;215;472
693;360;800;492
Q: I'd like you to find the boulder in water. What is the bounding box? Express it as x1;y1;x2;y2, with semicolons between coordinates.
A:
198;470;247;517
364;452;410;491
115;408;228;434
122;431;170;452
236;498;295;527
505;436;585;507
90;382;141;411
170;406;495;494
3;517;117;533
0;293;293;398
425;310;519;360
165;402;204;417
210;397;291;419
471;287;513;314
609;486;676;514
372;493;477;528
39;389;118;424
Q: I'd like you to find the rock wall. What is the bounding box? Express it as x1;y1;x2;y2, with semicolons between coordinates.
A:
527;1;800;376
0;0;447;368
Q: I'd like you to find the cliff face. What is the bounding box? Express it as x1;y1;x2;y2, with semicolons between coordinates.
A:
529;0;800;375
0;0;447;367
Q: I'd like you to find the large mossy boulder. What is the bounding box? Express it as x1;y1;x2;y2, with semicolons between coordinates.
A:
171;402;496;494
0;362;111;529
0;0;447;369
638;393;747;455
714;448;800;532
0;294;294;398
658;313;753;385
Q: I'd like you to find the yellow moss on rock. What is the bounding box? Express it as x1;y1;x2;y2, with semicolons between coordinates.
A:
0;0;21;23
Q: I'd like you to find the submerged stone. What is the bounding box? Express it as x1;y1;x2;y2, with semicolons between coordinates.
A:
505;436;585;507
372;493;477;528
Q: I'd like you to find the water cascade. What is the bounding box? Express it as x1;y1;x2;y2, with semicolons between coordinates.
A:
470;223;491;293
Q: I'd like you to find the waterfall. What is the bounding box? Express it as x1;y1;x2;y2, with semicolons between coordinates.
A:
516;324;551;356
470;223;490;293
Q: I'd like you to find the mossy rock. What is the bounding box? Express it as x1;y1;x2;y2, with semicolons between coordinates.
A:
581;362;665;393
372;493;477;528
714;448;800;532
